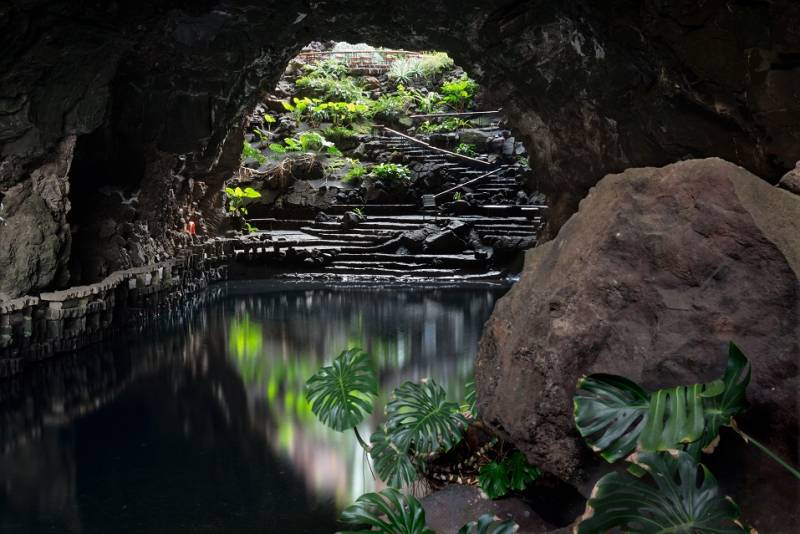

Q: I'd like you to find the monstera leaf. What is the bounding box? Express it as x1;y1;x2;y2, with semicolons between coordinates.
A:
574;343;750;462
385;380;467;454
369;427;418;488
504;451;542;491
479;452;542;498
458;514;518;534
338;488;433;534
478;461;509;499
577;451;748;533
305;348;378;431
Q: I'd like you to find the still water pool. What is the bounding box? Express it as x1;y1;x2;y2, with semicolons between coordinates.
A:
0;282;507;534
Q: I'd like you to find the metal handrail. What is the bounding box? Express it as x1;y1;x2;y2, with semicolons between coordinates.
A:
376;125;494;167
434;168;503;200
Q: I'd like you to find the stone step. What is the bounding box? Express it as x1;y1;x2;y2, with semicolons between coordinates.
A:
324;265;466;276
249;218;312;230
323;204;418;215
335;253;481;267
329;260;477;271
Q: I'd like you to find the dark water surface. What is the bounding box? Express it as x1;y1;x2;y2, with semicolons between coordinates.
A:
0;282;507;534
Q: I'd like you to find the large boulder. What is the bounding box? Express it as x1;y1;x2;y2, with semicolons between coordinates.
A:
475;158;799;532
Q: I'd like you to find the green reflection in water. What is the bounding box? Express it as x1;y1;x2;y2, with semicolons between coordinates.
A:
223;287;503;509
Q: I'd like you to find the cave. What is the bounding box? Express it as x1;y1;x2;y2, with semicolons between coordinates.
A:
1;1;798;533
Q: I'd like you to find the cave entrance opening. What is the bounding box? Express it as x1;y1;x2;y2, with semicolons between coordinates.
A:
224;41;545;282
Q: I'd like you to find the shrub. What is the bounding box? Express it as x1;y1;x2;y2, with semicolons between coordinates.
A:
368;93;413;123
370;162;412;182
456;143;478;157
417;118;474;134
301;57;348;79
311;101;369;127
295;73;365;102
388;58;424;85
417;52;454;80
342;162;367;184
440;74;478;111
241;141;266;165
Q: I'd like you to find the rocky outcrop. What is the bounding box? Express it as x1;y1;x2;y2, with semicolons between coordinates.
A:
2;1;800;298
779;162;800;195
475;158;800;532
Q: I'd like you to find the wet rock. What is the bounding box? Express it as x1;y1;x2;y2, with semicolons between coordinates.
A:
458;129;493;149
340;211;364;230
475;158;800;532
424;229;467;254
421;485;554;534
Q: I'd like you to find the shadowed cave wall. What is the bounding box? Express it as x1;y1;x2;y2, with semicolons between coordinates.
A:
1;0;799;299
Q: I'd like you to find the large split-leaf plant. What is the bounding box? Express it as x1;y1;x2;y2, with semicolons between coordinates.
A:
305;347;378;446
573;342;799;533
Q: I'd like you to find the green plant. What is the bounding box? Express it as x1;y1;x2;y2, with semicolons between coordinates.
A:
312;101;370;127
478;451;541;499
343;162;367;184
296;73;365;103
417;118;474;134
368;93;413;123
370;163;412;182
463;376;476;416
302;57;348;79
352;207;365;217
385;380;467;453
305;348;378;434
572;342;800;533
441;75;478;111
412;90;442;114
338;488;433;534
458;514;518;534
574;342;750;462
456;143;478;157
577;451;747;533
417;52;455;81
241;141;266;165
269;133;341;156
388;58;424;85
224;186;261;233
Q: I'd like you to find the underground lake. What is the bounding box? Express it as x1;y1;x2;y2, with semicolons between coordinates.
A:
0;282;507;534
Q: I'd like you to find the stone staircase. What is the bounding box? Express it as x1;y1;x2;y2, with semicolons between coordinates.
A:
232;127;545;282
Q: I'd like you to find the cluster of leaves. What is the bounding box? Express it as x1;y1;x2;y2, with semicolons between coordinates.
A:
296;59;365;103
440;75;479;111
342;161;367;184
571;343;800;532
338;489;514;534
417;118;474;134
387;52;455;85
369;93;414;124
370;163;412;183
281;97;369;128
268;132;342;156
305;349;524;533
478;451;542;499
224;186;261;233
241;141;266;165
321;125;367;146
456;143;478;157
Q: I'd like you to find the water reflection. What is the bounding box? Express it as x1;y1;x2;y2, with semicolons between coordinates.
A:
0;282;506;533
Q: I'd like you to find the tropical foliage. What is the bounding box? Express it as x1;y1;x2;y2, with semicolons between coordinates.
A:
573;342;750;462
577;451;747;533
478;451;541;499
370;163;412;183
573;342;800;533
338;488;433;534
458;514;518;534
305;348;378;432
440;75;478;111
456;143;478;157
